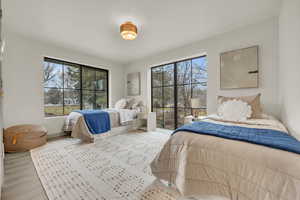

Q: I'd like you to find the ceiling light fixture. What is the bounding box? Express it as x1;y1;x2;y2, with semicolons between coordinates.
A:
120;21;137;40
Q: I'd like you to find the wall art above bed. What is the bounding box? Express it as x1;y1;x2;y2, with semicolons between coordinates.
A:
220;45;259;89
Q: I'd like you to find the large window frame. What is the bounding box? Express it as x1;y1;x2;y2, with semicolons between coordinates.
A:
43;57;109;117
151;55;207;129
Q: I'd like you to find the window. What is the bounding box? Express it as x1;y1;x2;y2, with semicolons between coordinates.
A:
43;58;108;117
151;56;207;129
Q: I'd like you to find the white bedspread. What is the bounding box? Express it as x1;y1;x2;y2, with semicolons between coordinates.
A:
64;109;138;142
118;109;139;123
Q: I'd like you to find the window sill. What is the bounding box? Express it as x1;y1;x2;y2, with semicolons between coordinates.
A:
44;116;67;119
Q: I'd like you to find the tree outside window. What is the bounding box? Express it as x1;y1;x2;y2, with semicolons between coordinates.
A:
44;58;108;117
151;56;207;129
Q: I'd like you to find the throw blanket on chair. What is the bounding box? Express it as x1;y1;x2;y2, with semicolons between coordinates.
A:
74;110;111;134
174;121;300;154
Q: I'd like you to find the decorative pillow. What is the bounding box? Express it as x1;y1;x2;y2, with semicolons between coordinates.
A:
131;101;143;112
125;98;136;109
132;101;142;109
217;99;252;121
115;99;127;109
218;93;262;118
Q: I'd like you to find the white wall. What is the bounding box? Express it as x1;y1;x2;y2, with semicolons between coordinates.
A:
0;97;3;196
279;0;300;139
125;18;279;116
0;0;3;194
2;31;125;136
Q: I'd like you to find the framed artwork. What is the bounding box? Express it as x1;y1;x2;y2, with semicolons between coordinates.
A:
220;46;259;89
127;72;140;96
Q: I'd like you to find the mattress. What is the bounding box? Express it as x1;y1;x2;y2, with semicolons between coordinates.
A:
151;115;300;199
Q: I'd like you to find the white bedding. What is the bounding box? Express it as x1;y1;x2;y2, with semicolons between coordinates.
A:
206;113;288;133
116;108;139;124
64;109;139;142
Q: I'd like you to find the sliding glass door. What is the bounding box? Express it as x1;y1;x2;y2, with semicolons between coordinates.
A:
151;56;207;129
152;64;175;129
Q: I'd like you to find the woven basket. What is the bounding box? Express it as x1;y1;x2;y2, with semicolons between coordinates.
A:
4;124;47;152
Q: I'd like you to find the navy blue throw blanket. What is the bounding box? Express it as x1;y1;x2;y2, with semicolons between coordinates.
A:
74;110;111;134
173;121;300;154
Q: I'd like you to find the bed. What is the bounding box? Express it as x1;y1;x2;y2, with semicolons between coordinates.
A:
151;114;300;200
64;108;140;142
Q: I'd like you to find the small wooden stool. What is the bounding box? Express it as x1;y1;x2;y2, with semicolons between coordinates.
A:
4;124;47;152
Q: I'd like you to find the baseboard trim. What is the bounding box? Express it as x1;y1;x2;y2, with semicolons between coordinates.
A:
47;132;67;139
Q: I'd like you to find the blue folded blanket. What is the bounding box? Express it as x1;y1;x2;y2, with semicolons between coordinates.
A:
74;110;111;134
173;121;300;154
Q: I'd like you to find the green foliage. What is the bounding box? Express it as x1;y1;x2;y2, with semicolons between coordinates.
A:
43;60;108;116
151;56;208;129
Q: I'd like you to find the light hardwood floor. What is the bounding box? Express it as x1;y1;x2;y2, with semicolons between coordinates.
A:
2;152;48;200
1;131;172;200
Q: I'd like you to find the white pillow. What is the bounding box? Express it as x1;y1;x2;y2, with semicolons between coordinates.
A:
132;101;143;112
217;99;252;122
125;98;136;109
132;101;142;109
115;99;127;109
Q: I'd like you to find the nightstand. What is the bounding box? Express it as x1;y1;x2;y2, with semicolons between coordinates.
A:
137;112;156;131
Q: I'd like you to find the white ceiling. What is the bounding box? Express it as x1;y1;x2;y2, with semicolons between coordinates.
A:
3;0;281;64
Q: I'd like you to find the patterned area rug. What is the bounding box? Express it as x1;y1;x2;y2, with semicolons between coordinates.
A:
31;131;180;200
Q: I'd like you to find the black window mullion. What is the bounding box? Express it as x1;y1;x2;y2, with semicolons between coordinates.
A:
151;69;153;112
161;67;165;128
44;57;109;116
189;59;193;116
151;55;207;130
94;69;96;109
152;85;175;88
80;65;83;110
106;70;109;108
44;87;64;89
174;62;178;129
62;64;65;115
